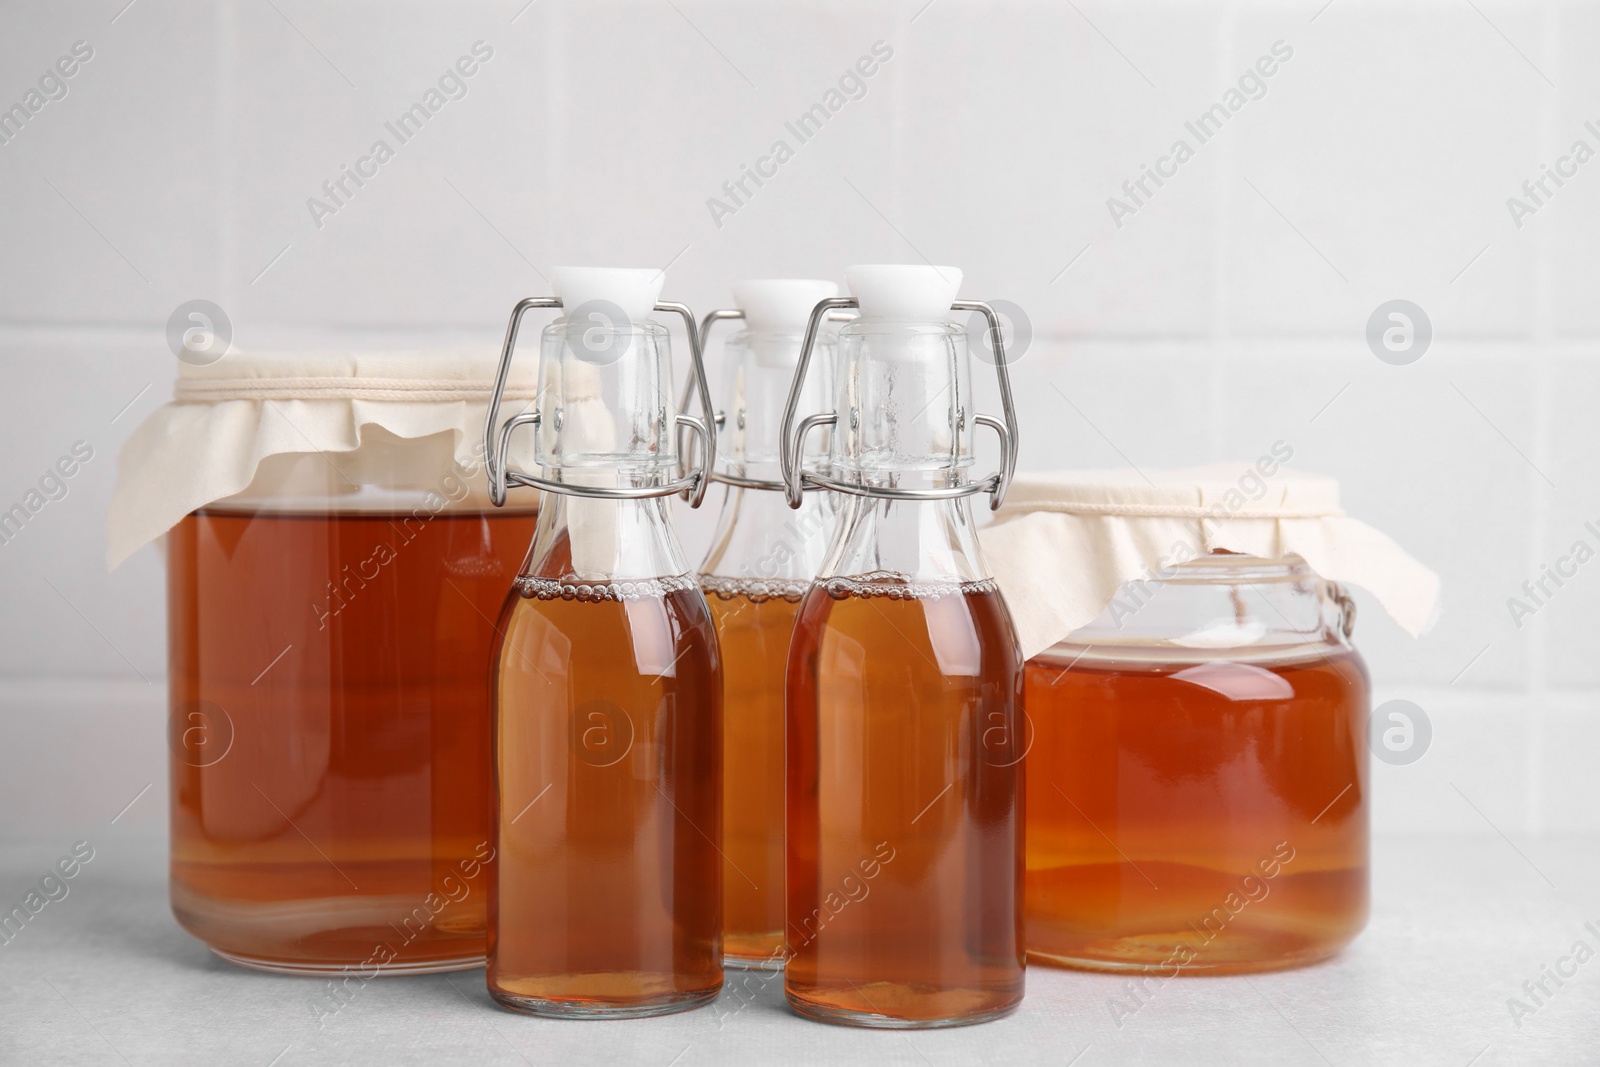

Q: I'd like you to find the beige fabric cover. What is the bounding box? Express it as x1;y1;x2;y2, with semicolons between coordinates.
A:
108;351;538;567
978;465;1439;659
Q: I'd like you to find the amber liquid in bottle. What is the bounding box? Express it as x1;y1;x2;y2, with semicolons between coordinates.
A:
785;575;1025;1027
1024;647;1369;974
489;553;723;1016
703;579;802;965
168;507;538;974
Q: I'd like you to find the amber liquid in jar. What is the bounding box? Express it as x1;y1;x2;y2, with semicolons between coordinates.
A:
168;507;538;974
489;572;723;1017
785;575;1025;1027
1025;645;1369;974
703;578;802;965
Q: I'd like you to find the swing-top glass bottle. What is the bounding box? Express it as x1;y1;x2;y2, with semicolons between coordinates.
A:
779;265;1027;1028
481;267;724;1018
697;279;843;967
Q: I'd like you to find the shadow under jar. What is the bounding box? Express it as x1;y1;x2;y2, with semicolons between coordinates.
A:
1024;553;1370;975
168;443;537;975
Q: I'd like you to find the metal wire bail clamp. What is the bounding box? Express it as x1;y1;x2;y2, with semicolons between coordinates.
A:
777;297;1020;511
483;297;718;508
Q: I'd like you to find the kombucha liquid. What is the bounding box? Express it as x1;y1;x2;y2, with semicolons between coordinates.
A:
168;507;538;974
702;578;803;965
785;575;1025;1027
1025;646;1369;974
489;575;723;1017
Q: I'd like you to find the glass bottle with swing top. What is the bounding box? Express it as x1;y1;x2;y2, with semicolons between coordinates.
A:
779;264;1026;1028
696;279;843;968
482;266;723;1018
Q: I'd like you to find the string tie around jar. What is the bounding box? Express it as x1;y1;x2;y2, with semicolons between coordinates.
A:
174;377;541;403
1000;500;1344;520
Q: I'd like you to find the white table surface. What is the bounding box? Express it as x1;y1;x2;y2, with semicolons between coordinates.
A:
2;832;1595;1066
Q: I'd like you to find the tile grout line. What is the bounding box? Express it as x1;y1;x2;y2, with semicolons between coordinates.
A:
217;0;239;313
1211;0;1237;345
4;322;1597;349
1523;0;1561;837
1526;355;1550;836
1207;4;1237;459
889;0;910;260
545;0;566;261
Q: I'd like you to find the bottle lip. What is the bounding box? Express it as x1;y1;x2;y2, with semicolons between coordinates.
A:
541;316;669;368
543;318;669;337
729;326;827;339
837;318;964;334
725;326;834;373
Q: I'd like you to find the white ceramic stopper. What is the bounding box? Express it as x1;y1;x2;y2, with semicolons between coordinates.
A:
550;266;665;323
732;279;839;334
845;264;963;321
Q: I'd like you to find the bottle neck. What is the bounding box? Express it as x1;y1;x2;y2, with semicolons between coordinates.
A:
520;490;688;584
831;321;974;493
815;493;992;586
535;319;677;481
721;329;828;483
700;484;835;585
700;327;836;586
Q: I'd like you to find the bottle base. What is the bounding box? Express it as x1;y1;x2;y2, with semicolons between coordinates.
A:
723;953;786;972
489;985;721;1020
784;989;1021;1030
721;928;785;968
209;947;485;977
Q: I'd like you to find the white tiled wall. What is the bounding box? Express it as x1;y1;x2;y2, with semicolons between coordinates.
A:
0;0;1591;838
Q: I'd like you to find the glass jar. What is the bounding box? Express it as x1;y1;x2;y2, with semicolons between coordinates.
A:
164;420;537;976
1024;552;1369;974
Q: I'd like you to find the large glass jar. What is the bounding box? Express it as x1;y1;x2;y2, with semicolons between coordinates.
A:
164;435;537;979
114;352;543;978
1024;553;1369;974
167;439;538;976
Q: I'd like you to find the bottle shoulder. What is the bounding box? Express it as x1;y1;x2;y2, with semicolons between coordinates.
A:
499;580;717;674
790;574;1021;678
512;573;698;603
699;485;836;580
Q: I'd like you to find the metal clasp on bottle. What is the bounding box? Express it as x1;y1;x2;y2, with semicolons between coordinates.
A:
777;298;1020;510
483;298;718;508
